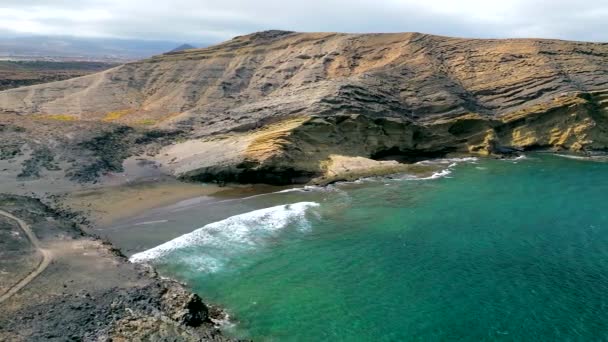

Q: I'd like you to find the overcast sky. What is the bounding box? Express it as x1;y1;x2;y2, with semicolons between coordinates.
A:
1;0;607;43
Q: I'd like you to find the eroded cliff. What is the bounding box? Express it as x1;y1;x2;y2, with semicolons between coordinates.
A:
1;31;607;184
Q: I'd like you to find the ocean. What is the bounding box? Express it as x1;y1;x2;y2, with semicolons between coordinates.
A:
129;154;608;341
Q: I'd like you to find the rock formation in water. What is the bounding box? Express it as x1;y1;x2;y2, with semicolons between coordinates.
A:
1;30;607;184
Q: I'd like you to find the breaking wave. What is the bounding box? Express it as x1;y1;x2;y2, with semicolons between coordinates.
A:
409;157;479;180
415;157;479;166
555;154;608;162
419;168;453;180
276;185;327;193
130;202;320;272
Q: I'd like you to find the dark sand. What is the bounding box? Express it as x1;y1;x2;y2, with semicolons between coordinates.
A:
72;181;292;255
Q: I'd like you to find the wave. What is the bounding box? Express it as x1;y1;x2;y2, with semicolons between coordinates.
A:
276;185;326;193
407;157;479;180
415;157;479;166
509;154;529;164
494;154;528;163
418;168;453;180
555;154;587;160
555;154;608;162
130;202;320;272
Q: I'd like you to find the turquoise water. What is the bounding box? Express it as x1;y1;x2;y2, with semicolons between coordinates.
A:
132;155;608;341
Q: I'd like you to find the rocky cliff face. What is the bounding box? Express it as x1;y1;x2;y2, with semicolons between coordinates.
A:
1;30;607;184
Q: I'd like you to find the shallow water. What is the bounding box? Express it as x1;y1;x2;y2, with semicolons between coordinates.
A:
131;155;608;341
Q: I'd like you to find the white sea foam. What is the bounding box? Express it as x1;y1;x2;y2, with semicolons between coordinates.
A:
555;154;587;160
418;168;453;180
130;202;320;272
555;154;608;162
210;310;236;330
415;157;479;166
510;154;527;164
407;157;479;180
276;185;325;194
497;154;528;163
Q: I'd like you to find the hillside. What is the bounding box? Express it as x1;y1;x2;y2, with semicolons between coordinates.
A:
1;30;608;185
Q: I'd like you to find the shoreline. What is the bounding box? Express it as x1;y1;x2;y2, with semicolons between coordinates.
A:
1;28;607;340
1;151;600;340
80;152;552;254
102;150;605;258
62;177;293;228
116;150;608;339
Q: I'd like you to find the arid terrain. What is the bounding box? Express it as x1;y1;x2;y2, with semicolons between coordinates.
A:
0;195;233;341
1;31;607;187
1;30;608;340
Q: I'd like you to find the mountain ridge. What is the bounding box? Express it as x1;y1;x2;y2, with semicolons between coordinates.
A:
1;30;607;184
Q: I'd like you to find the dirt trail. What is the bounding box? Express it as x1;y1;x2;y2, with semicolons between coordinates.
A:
0;209;52;304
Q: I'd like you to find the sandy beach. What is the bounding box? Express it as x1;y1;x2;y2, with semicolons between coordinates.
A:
63;179;290;227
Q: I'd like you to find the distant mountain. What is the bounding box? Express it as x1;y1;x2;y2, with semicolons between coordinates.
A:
0;35;207;62
0;60;116;91
168;44;197;53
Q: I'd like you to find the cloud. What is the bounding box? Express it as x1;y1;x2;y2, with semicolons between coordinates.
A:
0;0;606;43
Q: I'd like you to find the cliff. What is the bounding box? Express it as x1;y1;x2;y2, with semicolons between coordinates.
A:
1;30;607;184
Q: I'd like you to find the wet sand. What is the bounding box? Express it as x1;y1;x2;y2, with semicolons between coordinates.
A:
63;179;290;227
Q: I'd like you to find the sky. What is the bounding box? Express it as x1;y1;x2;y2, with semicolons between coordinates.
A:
1;0;607;43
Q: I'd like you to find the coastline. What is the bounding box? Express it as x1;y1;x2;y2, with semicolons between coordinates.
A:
0;169;296;340
0;27;606;339
0;156;446;339
62;152;530;256
62;178;292;227
2;150;602;341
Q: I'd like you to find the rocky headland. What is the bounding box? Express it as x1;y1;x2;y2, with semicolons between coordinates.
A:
0;194;235;341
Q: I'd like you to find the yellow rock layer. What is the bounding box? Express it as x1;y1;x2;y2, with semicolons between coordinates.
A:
244;117;309;162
